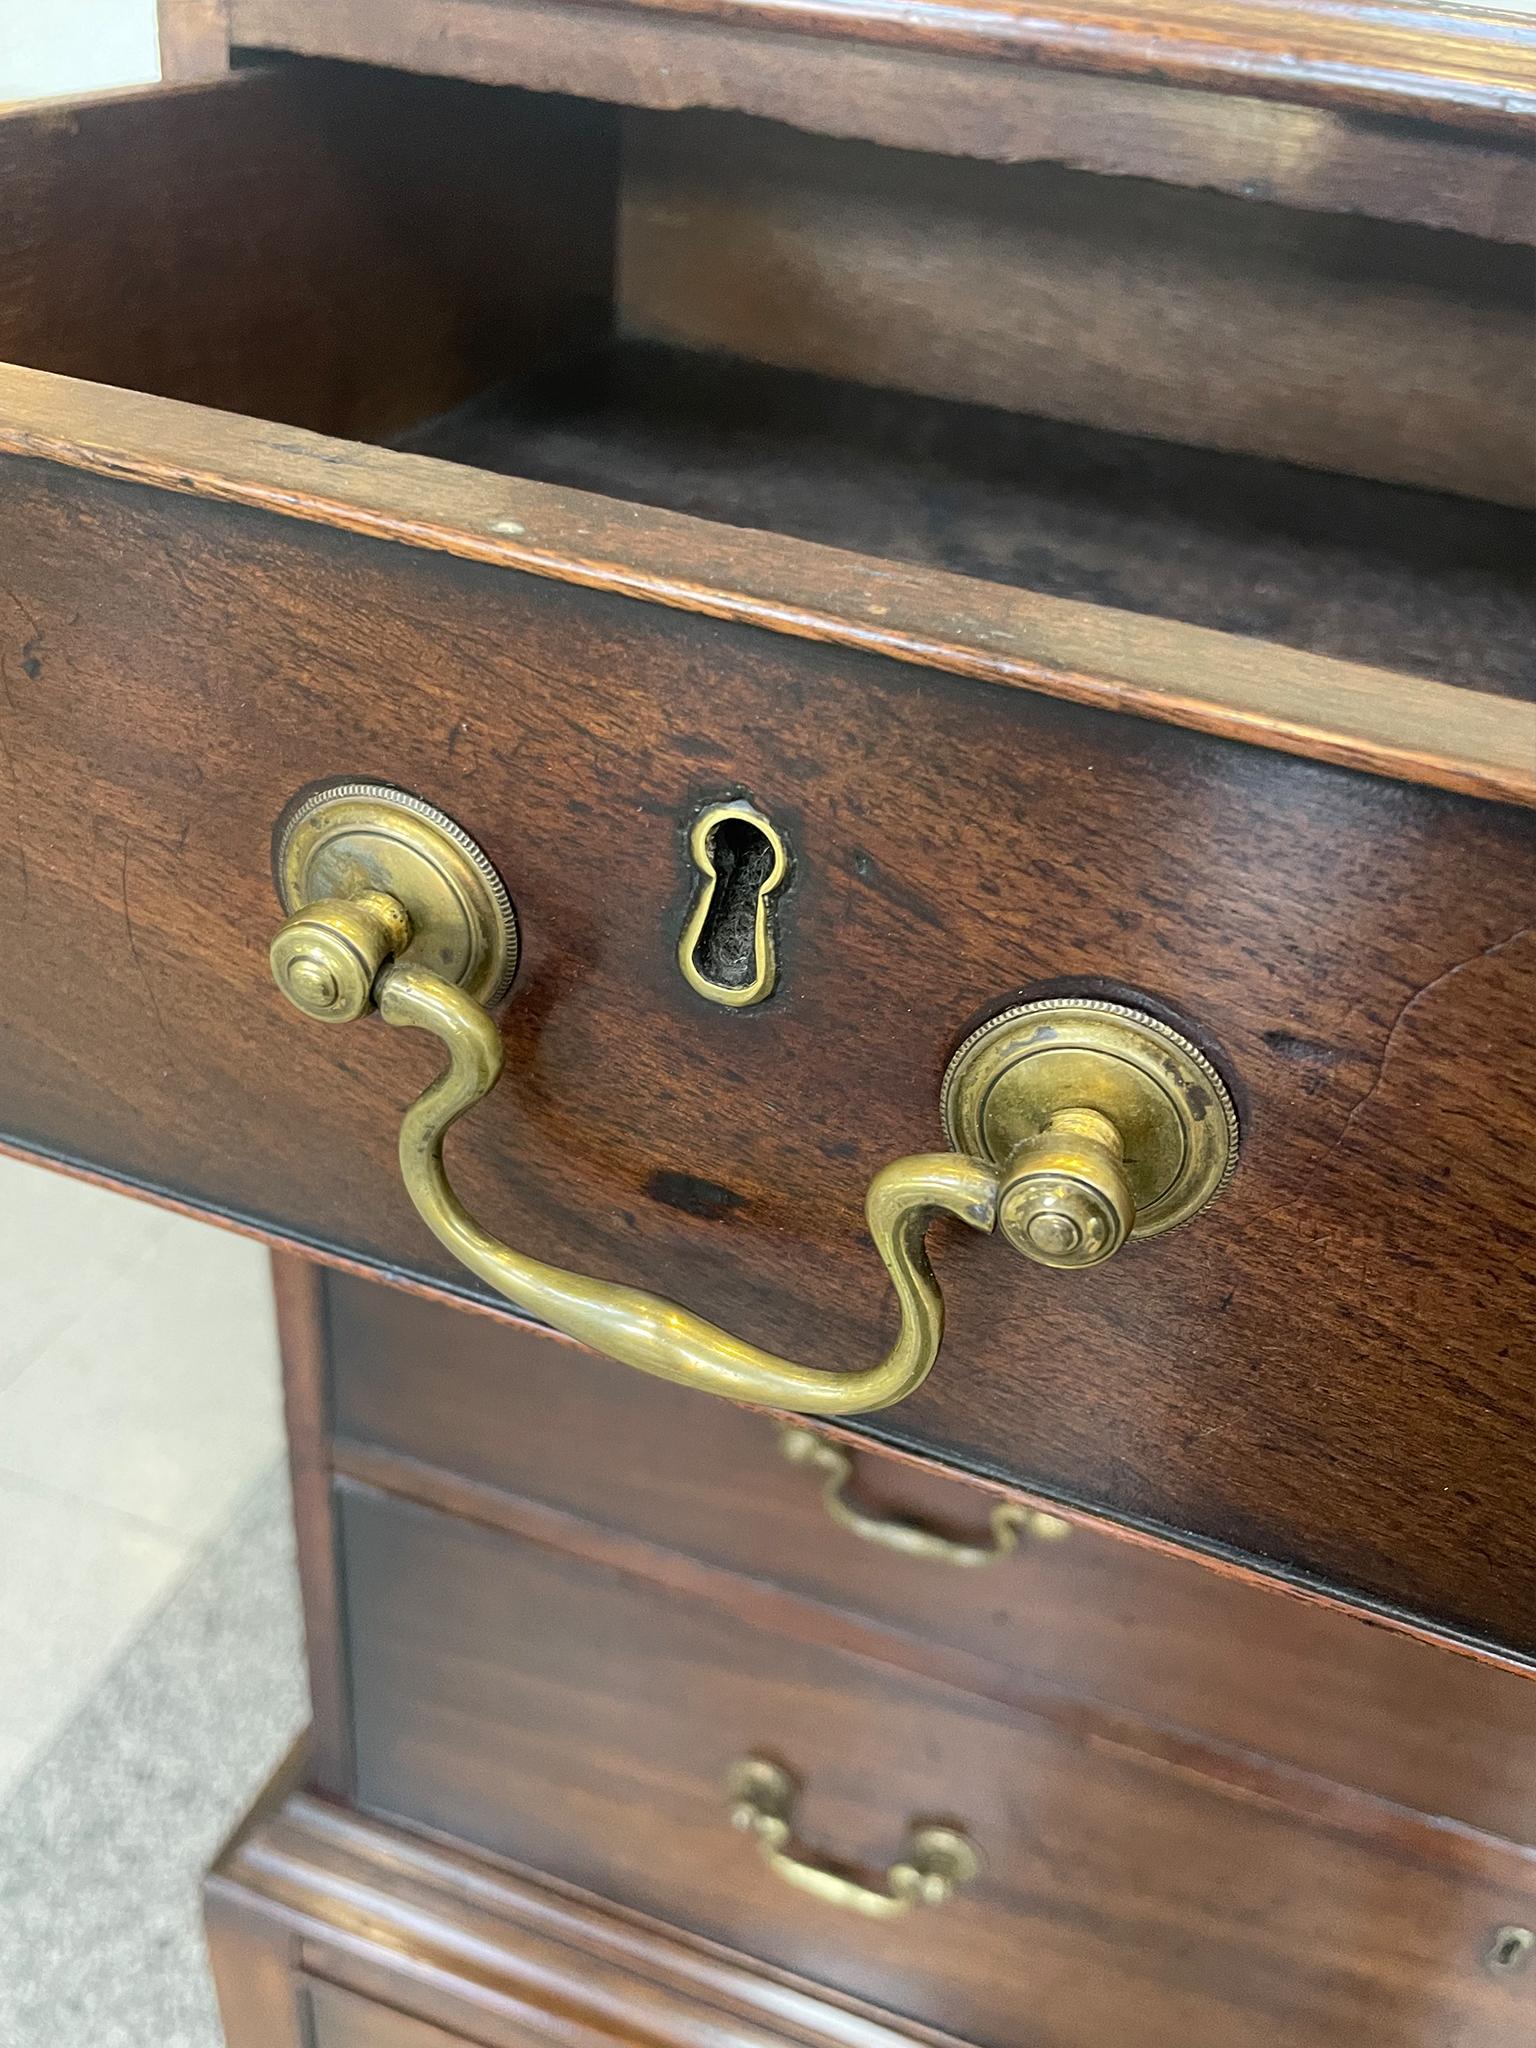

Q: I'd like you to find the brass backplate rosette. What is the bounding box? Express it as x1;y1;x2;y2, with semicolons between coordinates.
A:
941;999;1238;1241
273;781;517;1008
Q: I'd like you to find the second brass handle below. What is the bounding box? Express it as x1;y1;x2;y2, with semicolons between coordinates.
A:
777;1426;1070;1563
727;1757;979;1918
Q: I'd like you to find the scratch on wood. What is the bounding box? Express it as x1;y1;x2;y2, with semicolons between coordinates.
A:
0;707;29;926
120;838;170;1049
1246;921;1536;1239
1327;923;1536;1163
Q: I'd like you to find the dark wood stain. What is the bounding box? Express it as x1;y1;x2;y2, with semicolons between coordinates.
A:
0;461;1533;1649
272;1255;353;1798
28;24;1536;2048
0;64;617;442
321;1269;1536;1846
209;1781;980;2048
645;1168;750;1218
338;1482;1536;2048
4;370;1530;805
3;63;1532;798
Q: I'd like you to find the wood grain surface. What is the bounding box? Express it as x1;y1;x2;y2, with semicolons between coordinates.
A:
273;1256;352;1797
2;375;1531;805
222;0;1536;238
204;1747;314;2048
204;1887;310;2048
212;1783;980;2048
0;65;616;442
0;448;1533;1648
1;64;1529;795
397;341;1536;696
305;1984;478;2048
225;0;1536;126
339;1483;1536;2048
617;111;1536;505
321;1269;1536;1843
332;1427;1536;1861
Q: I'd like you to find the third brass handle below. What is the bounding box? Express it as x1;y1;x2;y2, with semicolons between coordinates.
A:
268;782;1239;1419
727;1756;979;1918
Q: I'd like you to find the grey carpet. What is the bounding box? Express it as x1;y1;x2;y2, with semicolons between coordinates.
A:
0;1459;308;2048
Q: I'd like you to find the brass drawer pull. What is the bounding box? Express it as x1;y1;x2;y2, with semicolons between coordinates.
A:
778;1426;1069;1563
727;1757;979;1919
268;783;1238;1418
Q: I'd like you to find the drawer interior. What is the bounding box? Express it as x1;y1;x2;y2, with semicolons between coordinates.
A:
3;59;1533;700
392;338;1533;694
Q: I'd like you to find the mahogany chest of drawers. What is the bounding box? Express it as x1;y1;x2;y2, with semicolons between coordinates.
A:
4;0;1535;2039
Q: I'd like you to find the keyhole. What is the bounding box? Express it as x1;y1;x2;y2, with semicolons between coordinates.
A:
695;818;777;986
679;800;788;1008
1486;1926;1534;1975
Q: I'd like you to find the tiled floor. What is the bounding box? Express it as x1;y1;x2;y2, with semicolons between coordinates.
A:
3;34;307;2043
0;0;158;103
0;1154;307;2047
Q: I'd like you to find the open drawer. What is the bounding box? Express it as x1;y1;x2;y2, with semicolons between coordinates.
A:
1;61;1534;1650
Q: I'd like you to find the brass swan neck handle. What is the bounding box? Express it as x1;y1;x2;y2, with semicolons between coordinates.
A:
268;783;1238;1418
378;960;997;1414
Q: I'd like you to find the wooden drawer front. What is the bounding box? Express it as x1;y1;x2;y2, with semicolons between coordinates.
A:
338;1483;1536;2048
2;441;1533;1651
2;67;1535;1650
326;1271;1536;1846
308;1985;475;2048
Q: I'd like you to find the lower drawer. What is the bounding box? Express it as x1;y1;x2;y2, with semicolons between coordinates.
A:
325;1268;1536;1845
207;1778;932;2048
307;1986;468;2048
338;1482;1536;2048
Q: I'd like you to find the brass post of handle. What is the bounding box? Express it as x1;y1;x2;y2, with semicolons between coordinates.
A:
267;782;1239;1419
727;1757;980;1918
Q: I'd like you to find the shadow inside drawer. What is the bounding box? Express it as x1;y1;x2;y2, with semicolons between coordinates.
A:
393;338;1536;698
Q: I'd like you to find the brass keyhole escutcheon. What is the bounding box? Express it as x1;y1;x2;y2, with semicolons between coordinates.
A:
678;799;788;1008
941;999;1239;1270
